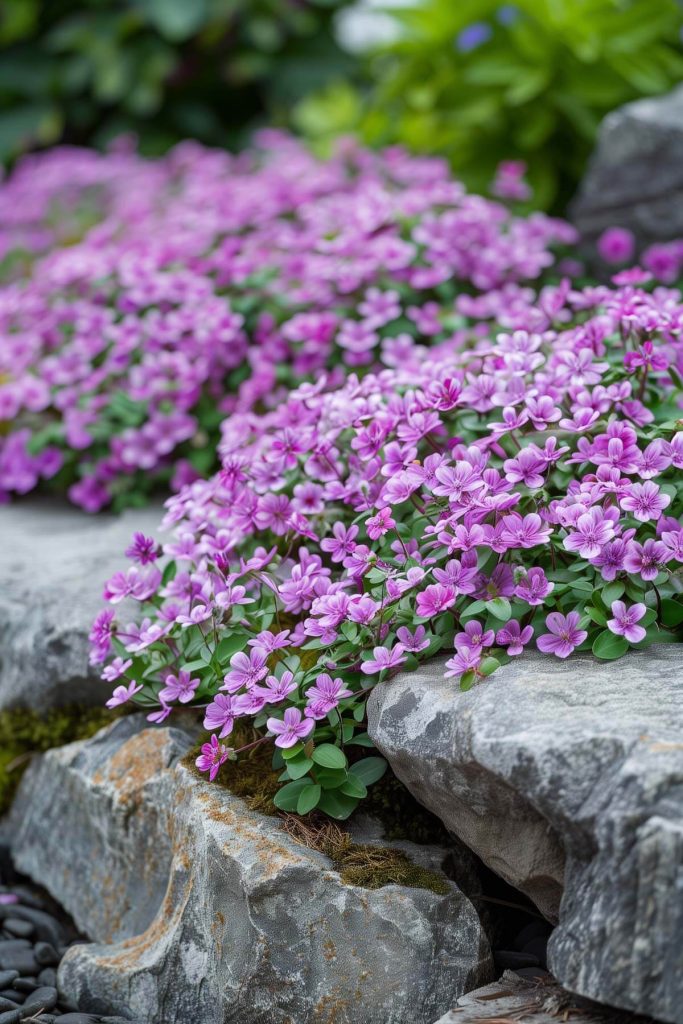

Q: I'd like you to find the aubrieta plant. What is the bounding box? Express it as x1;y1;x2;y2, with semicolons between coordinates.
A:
0;134;573;511
93;271;683;819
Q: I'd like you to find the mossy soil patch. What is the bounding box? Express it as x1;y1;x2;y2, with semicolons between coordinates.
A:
181;728;451;895
0;705;123;816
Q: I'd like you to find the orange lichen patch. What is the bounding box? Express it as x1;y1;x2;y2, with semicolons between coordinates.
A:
94;729;171;805
322;940;337;962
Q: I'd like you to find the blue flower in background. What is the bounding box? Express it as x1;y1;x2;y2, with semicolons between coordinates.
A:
496;4;519;26
455;21;493;52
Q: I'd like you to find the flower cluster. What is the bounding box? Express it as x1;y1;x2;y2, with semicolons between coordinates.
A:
0;134;574;510
94;270;683;817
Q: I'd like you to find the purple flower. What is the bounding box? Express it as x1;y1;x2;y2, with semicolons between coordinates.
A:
321;522;358;562
125;532;160;564
304;673;353;719
563;507;615;559
620;482;670;523
196;734;233;781
159;669;200;704
416;583;456;617
623;539;669;581
106;680;143;708
101;657;132;682
266;707;315;748
366;507;395;540
597;227;635;264
252;670;298;704
536;612;587;659
396;624;430;652
222;649;269;693
204;694;239;738
500;513;552;549
444;646;481;679
514;567;553;606
454;620;494;651
607;601;646;644
361;643;407;675
496;620;534;656
176;603;213;628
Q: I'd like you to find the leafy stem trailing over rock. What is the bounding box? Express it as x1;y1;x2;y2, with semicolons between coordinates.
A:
93;266;683;819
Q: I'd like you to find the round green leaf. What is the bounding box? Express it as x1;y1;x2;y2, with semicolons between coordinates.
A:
592;629;629;661
286;757;314;781
488;597;511;621
318;789;359;821
296;784;321;816
349;756;387;787
273;779;310;812
312;743;347;770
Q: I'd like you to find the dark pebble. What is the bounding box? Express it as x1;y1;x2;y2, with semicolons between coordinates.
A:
0;942;29;953
493;949;540;970
0;951;38;975
21;986;59;1014
34;943;59;968
0;978;16;993
0;1009;23;1024
515;919;550;947
0;992;23;1005
521;934;548;965
0;908;62;948
1;923;33;941
12;980;38;993
0;1000;20;1013
31;1018;57;1024
53;1017;101;1024
37;969;56;988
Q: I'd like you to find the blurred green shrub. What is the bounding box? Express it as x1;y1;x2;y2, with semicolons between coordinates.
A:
296;0;683;208
0;0;354;161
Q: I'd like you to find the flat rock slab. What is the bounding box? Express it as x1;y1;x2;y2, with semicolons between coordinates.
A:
7;716;492;1024
433;972;656;1024
368;648;683;1023
0;499;163;711
572;83;683;246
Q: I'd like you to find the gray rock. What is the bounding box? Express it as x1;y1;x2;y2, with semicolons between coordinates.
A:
368;648;683;1023
572;83;683;247
8;716;492;1024
0;499;163;711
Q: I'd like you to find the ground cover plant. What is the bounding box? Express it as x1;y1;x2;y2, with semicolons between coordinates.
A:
94;266;683;820
0;134;574;510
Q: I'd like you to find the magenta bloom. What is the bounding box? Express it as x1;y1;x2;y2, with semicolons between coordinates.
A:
624;539;669;581
496;621;534;656
396;624;430;652
620;482;670;523
536;611;587;659
266;707;315;748
597;227;635;264
204;694;239;738
196;734;233;781
125;532;160;564
515;567;553;606
106;680;143;708
361;643;407;674
160;669;200;704
563;507;615;559
366;506;396;540
222;649;269;692
607;601;646;644
252;670;298;704
444;646;481;678
454;620;494;651
500;513;552;549
416;583;456;617
304;673;353;719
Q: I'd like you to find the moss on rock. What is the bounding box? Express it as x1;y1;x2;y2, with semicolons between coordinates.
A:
0;706;121;817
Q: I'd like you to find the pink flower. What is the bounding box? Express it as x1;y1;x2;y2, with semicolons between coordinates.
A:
496;621;534;656
252;670;298;704
597;227;635;264
607;601;646;644
514;568;553;606
159;669;200;704
222;649;269;692
444;646;481;679
366;507;395;540
266;707;315;748
361;643;407;674
536;612;587;659
620;482;670;523
500;513;552;549
454;620;494;651
396;625;430;652
416;583;456;617
304;673;353;719
204;694;239;738
563;507;615;559
106;680;143;708
624;539;669;581
196;734;232;781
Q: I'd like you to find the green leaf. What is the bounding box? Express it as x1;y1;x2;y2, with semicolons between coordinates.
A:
273;779;310;812
586;606;607;627
296;784;321;815
479;656;500;677
487;597;511;622
346;732;375;748
340;775;367;799
145;0;208;41
285;757;314;781
661;598;683;628
317;789;359;821
315;768;348;790
349;757;387;787
281;743;304;760
600;581;625;608
592;629;629;661
312;744;347;770
215;634;249;664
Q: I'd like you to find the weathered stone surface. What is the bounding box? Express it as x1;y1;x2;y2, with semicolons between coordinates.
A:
432;971;653;1024
572;83;683;247
8;716;493;1024
368;648;683;1023
0;499;163;711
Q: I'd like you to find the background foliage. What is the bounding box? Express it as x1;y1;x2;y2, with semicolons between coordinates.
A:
0;0;353;162
297;0;683;209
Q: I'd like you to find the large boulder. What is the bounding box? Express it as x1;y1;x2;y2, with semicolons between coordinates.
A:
7;715;493;1024
572;84;683;248
367;648;683;1024
0;499;163;711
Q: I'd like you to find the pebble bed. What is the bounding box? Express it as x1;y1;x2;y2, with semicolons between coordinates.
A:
0;856;134;1024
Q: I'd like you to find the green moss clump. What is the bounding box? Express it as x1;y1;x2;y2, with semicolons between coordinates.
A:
0;705;120;817
182;729;450;895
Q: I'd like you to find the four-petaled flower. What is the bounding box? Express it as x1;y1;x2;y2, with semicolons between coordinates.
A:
267;707;315;748
536;612;587;659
